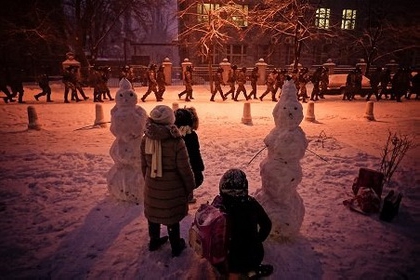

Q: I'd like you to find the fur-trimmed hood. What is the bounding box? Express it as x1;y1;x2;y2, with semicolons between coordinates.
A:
144;119;182;140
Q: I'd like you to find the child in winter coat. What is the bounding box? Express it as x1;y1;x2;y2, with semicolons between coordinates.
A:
215;168;273;278
141;105;196;257
174;107;205;203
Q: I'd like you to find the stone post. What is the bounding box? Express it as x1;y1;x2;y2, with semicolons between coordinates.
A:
356;58;367;75
255;58;268;85
385;59;399;74
62;51;81;79
289;61;302;73
219;58;231;84
181;58;192;80
162;57;172;85
323;58;336;74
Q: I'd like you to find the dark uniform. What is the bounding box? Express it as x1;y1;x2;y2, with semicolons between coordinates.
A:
62;66;78;103
9;67;25;103
141;64;160;102
68;66;88;101
319;67;329;99
34;73;52;102
366;67;382;101
379;68;391;99
273;68;287;99
119;65;135;85
210;67;226;101
0;67;15;103
91;66;112;102
259;69;277;101
156;65;166;100
224;65;238;100
354;67;363;100
234;67;249;101
291;69;300;97
310;67;323;101
344;70;357;101
179;66;194;102
248;66;259;99
100;67;113;101
408;72;420;100
391;67;411;102
297;67;310;103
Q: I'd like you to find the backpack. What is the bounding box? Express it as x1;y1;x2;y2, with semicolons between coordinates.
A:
189;195;229;265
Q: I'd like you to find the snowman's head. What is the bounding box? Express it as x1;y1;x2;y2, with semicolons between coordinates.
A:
115;78;138;107
273;79;303;129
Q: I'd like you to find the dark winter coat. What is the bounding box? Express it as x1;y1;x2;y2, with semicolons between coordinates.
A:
141;120;195;225
219;194;272;274
183;131;205;188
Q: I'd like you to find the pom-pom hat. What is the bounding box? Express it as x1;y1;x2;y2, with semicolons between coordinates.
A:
150;105;175;125
219;168;248;197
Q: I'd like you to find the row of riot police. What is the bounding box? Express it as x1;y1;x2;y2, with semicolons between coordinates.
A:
364;66;417;102
90;65;113;102
209;65;288;102
213;65;330;103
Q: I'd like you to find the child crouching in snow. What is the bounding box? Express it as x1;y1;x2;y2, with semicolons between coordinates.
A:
215;168;273;279
174;107;205;203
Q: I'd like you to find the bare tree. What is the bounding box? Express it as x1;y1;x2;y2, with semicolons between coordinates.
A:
0;0;66;75
331;0;419;71
178;0;248;92
131;0;174;44
61;0;134;70
248;0;332;69
379;130;415;187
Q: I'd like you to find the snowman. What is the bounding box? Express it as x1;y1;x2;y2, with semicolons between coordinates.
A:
106;78;148;203
255;77;308;241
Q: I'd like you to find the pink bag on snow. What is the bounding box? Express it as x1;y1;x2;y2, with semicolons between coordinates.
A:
189;195;229;265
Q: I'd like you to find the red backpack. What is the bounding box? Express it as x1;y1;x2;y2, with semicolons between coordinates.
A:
189;195;230;265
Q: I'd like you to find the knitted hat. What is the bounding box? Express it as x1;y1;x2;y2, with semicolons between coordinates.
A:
219;169;248;197
174;108;193;127
150;105;175;125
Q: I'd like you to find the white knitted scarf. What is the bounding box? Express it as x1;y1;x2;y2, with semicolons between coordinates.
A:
145;137;162;178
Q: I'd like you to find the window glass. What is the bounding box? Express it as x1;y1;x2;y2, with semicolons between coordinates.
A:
197;3;220;22
226;45;247;65
315;8;330;29
341;9;357;30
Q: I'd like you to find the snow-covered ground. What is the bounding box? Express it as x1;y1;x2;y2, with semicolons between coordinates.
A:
0;82;419;279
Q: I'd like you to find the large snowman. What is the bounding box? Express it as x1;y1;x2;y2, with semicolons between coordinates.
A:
255;77;308;241
106;78;147;203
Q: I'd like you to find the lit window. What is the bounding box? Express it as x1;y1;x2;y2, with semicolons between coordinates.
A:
315;8;330;29
197;3;220;22
196;3;248;27
231;4;248;27
341;9;357;30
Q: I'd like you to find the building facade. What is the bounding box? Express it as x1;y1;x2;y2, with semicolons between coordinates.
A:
177;0;419;69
